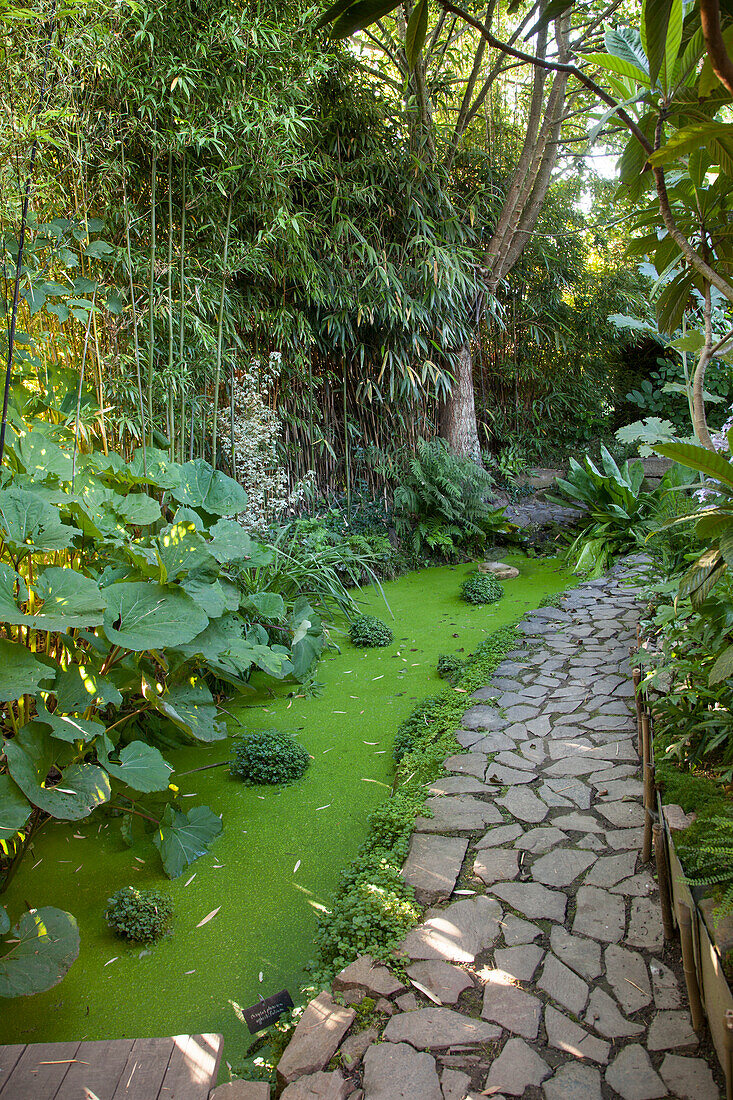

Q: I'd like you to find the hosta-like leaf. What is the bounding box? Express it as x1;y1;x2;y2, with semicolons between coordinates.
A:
0;488;75;554
244;591;286;620
114;493;161;526
158;523;215;581
153;804;223;879
102;741;174;792
0;776;31;842
0;639;54;701
102;581;209;651
208;519;273;565
14;432;73;482
169;459;247;516
32;568;106;628
4;724;110;820
150;678;226;743
35;703;105;744
0;907;79;998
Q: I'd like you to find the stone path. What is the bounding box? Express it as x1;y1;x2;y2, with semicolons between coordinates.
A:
267;559;723;1100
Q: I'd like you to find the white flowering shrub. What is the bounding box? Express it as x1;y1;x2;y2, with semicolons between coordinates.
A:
225;352;313;532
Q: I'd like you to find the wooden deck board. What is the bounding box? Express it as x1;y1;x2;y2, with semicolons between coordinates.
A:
0;1035;222;1099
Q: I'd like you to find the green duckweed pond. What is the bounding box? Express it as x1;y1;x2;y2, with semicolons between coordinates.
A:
0;554;573;1065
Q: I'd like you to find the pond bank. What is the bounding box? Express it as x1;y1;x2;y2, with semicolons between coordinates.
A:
0;555;572;1068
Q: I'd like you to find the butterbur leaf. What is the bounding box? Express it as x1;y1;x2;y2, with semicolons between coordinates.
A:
14;431;73;482
4;724;110;821
153;804;223;879
35;703;105;744
114;493;161;526
0;638;54;701
0;488;75;554
169;459;247;516
102;581;209;651
208;519;273;565
244;591;285;620
101;741;174;793
0;776;32;842
0;909;9;936
30;568;106;629
153;678;226;743
0;907;79;997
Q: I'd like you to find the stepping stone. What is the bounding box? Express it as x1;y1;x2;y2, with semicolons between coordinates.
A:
471;732;517;753
531;848;596;887
384;1007;499;1050
481;975;541;1039
597;779;643;801
474;849;520;885
543;1062;603;1100
516;740;546;763
596;800;644;828
501;914;541;945
493;944;544;981
497;787;548;823
588;765;639;786
494;749;536;771
339;1027;379;1068
659;1054;719;1100
548;739;594;759
537;953;589;1014
539;777;591;809
605;945;651;1013
627;897;664;950
544;1005;610;1064
577;833;604;851
514;826;568;853
552;812;604;833
647;1010;698;1051
362;1041;442;1100
333;954;406;998
605;1044;666;1099
649;959;681;1008
525;716;551;736
402;834;468;906
440;1068;472;1100
279;1070;349;1098
544;757;602;777
443;753;488;780
491;882;566;923
482;1037;550;1096
610;871;656;896
584;988;644;1038
475;823;523;849
486;763;536;786
276;993;356;1086
456;728;493;749
461;705;505;731
427;776;494;795
400;896;502;963
549;927;602;980
415;795;502;833
406;961;473;1006
605;827;643;851
572;886;626;943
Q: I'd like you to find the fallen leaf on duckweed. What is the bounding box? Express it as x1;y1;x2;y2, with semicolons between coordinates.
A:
184;873;196;886
293;860;301;873
196;907;221;928
259;971;264;982
104;957;119;967
316;804;331;811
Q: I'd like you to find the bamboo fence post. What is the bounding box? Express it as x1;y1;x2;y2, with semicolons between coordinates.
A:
641;712;654;863
678;902;705;1033
725;1009;733;1100
633;666;643;757
653;821;675;940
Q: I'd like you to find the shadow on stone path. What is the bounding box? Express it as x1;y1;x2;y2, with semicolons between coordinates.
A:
266;558;725;1100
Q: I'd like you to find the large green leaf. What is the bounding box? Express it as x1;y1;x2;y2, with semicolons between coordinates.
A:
54;663;122;712
35;703;105;744
0;907;79;998
244;591;286;620
710;643;733;684
0;776;31;842
405;0;428;69
32;568;106;628
4;724;110;820
14;432;73;482
208;520;274;565
102;582;209;651
330;0;400;38
102;741;174;792
169;459;248;516
585;51;649;84
0;639;54;701
605;26;649;76
158;523;216;581
153;804;223;879
114;493;162;526
150;677;226;743
650;122;733;177
655;443;733;489
0;488;75;554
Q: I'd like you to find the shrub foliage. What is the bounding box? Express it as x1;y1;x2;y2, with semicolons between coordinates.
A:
230;730;311;785
105;887;173;943
461;571;503;605
349;615;394;648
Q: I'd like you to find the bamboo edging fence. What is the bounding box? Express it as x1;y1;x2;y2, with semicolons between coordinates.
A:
633;661;733;1099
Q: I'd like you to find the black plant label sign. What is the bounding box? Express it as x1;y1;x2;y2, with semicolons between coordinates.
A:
242;989;294;1034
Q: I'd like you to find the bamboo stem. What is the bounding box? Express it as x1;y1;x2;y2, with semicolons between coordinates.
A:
167;148;174;461
211;196;232;470
653;821;675;941
724;1009;733;1100
121;137;146;473
179;150;187;464
633;666;643;757
678;903;705;1033
642;712;654;863
147;147;157;443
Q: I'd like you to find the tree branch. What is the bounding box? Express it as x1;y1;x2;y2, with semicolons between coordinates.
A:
700;0;733;96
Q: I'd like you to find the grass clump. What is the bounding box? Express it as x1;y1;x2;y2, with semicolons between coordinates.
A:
461;571;503;605
349;615;394;648
230;730;310;786
437;653;464;683
105;886;172;943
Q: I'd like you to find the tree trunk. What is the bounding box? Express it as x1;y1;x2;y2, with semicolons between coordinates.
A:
439;342;481;459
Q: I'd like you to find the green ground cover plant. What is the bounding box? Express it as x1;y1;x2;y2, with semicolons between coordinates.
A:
348;615;394;648
461;571;504;605
229;731;311;786
105;887;173;943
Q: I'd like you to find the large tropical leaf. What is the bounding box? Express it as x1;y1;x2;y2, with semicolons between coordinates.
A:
4;724;111;820
153;804;223;879
329;0;401;39
102;582;209;651
710;643;733;684
168;459;247;516
54;663;122;712
655;442;733;489
605;27;649;76
35;703;105;744
114;493;162;526
147;677;226;743
14;432;73;483
0;488;75;554
405;0;428;69
0;907;79;998
0;776;31;843
101;741;174;792
157;523;215;581
208;519;273;565
0;638;54;701
650;122;733;177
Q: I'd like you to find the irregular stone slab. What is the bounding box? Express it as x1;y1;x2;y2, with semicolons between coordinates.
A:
475;823;523;849
504;704;543;721
513;826;568;853
605;1044;666;1100
662;803;696;833
538;777;592;809
277;993;356;1086
493;944;544;981
585;850;638;887
402;834;468;906
596;800;644;828
647;1010;698;1051
456;728;492;750
406;960;473;1005
440;1068;473;1100
627;897;664;950
572;886;626;943
472;733;519;755
597;779;644;801
548;739;594;759
481;975;541;1039
339;1027;379;1068
395;992;419;1011
584;988;644;1039
494;749;536;771
279;1071;350;1100
461;705;505;731
483;1037;550;1096
415;795;501;833
545;1005;610;1064
474;849;520;885
604;827;644;851
537;953;589;1014
333;956;405;1003
610;871;656;897
549;927;602;980
605;944;651;1013
491;882;566;922
577;833;604;851
497;787;548;824
211;1084;271;1100
486;763;536;786
515;740;546;763
401;896;502;963
427;776;494;796
443;753;488;779
659;1054;719;1100
501;914;541;945
552;812;604;833
362;1042;442;1100
384;1007;499;1050
649;958;681;1009
588;765;639;785
531;848;596;887
525;715;551;737
543;1062;603;1100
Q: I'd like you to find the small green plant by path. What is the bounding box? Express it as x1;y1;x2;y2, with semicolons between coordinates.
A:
349;615;394;648
461;571;503;606
230;731;310;786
